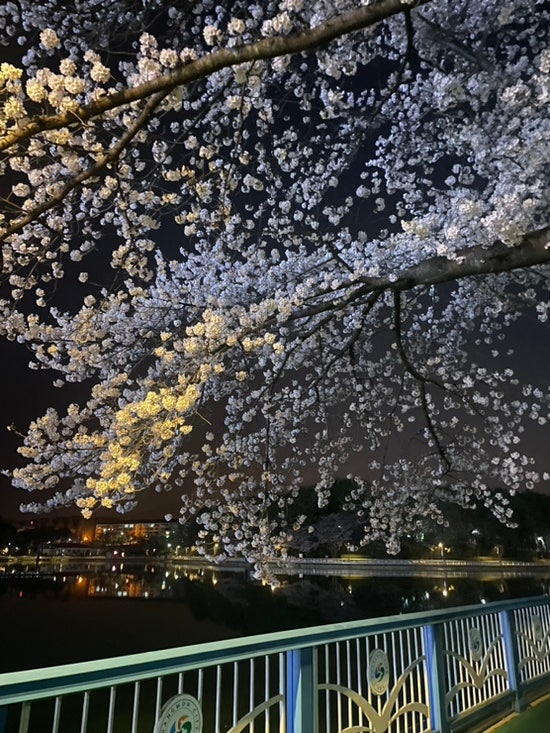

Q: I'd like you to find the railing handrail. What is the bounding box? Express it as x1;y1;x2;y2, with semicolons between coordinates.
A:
1;595;549;706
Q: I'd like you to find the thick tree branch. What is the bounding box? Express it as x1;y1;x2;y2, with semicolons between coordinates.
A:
389;226;550;289
282;226;550;325
0;0;432;153
341;226;550;298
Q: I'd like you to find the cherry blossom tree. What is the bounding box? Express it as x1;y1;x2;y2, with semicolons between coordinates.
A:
0;0;548;574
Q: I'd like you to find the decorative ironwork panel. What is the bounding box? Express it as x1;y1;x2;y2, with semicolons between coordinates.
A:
514;602;550;684
317;627;431;733
442;611;508;720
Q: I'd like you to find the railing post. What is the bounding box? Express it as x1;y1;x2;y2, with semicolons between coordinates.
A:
0;706;7;733
423;623;450;733
500;609;527;713
286;647;317;733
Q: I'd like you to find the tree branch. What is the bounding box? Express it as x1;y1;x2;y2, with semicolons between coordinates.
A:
332;226;550;300
0;0;432;153
393;290;451;472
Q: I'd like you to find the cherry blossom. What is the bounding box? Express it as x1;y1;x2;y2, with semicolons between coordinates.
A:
0;0;548;576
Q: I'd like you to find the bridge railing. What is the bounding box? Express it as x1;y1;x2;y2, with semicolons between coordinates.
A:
1;595;549;733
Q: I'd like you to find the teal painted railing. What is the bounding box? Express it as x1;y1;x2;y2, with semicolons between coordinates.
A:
1;595;549;732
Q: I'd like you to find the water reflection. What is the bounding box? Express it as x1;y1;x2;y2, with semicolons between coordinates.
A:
2;557;550;608
1;558;550;672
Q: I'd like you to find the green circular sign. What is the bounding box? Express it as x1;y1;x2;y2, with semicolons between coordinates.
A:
532;615;543;642
368;649;390;695
154;694;203;733
469;627;483;662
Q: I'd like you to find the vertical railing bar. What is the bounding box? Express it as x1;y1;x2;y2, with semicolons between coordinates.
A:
529;606;536;680
543;605;550;675
250;657;255;733
366;635;373;709
131;681;140;733
491;612;499;696
392;631;401;733
530;606;538;679
480;614;489;704
197;668;204;706
499;611;508;694
399;629;406;733
415;627;419;733
382;631;389;719
412;628;418;733
155;677;163;722
51;697;62;733
401;630;407;733
490;613;498;698
178;672;184;695
404;628;412;733
488;615;496;702
539;605;545;677
480;614;489;702
336;641;342;732
450;618;458;717
79;691;89;733
500;607;527;713
453;618;461;716
106;687;116;733
444;621;455;718
452;619;461;718
528;606;536;680
18;701;31;733
265;654;270;733
474;615;481;707
532;605;538;680
346;639;352;727
493;613;502;695
232;661;239;727
441;622;449;716
516;608;526;682
416;627;425;733
325;644;330;733
454;618;463;715
500;610;508;694
423;622;450;733
488;614;496;698
356;637;363;730
516;609;525;686
461;617;471;714
214;665;222;733
482;614;491;703
415;627;422;733
286;647;316;733
279;652;285;733
530;606;537;679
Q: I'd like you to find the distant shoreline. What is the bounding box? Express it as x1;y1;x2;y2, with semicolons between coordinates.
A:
3;553;550;580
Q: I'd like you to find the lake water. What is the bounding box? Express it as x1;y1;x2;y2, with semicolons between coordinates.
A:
1;558;549;673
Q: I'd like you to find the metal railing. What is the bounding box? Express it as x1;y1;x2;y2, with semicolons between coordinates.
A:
1;595;549;732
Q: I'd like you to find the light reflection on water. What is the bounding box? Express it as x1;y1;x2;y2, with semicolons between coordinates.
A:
1;558;549;672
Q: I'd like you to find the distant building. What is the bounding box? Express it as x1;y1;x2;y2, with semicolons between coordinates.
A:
94;522;178;544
